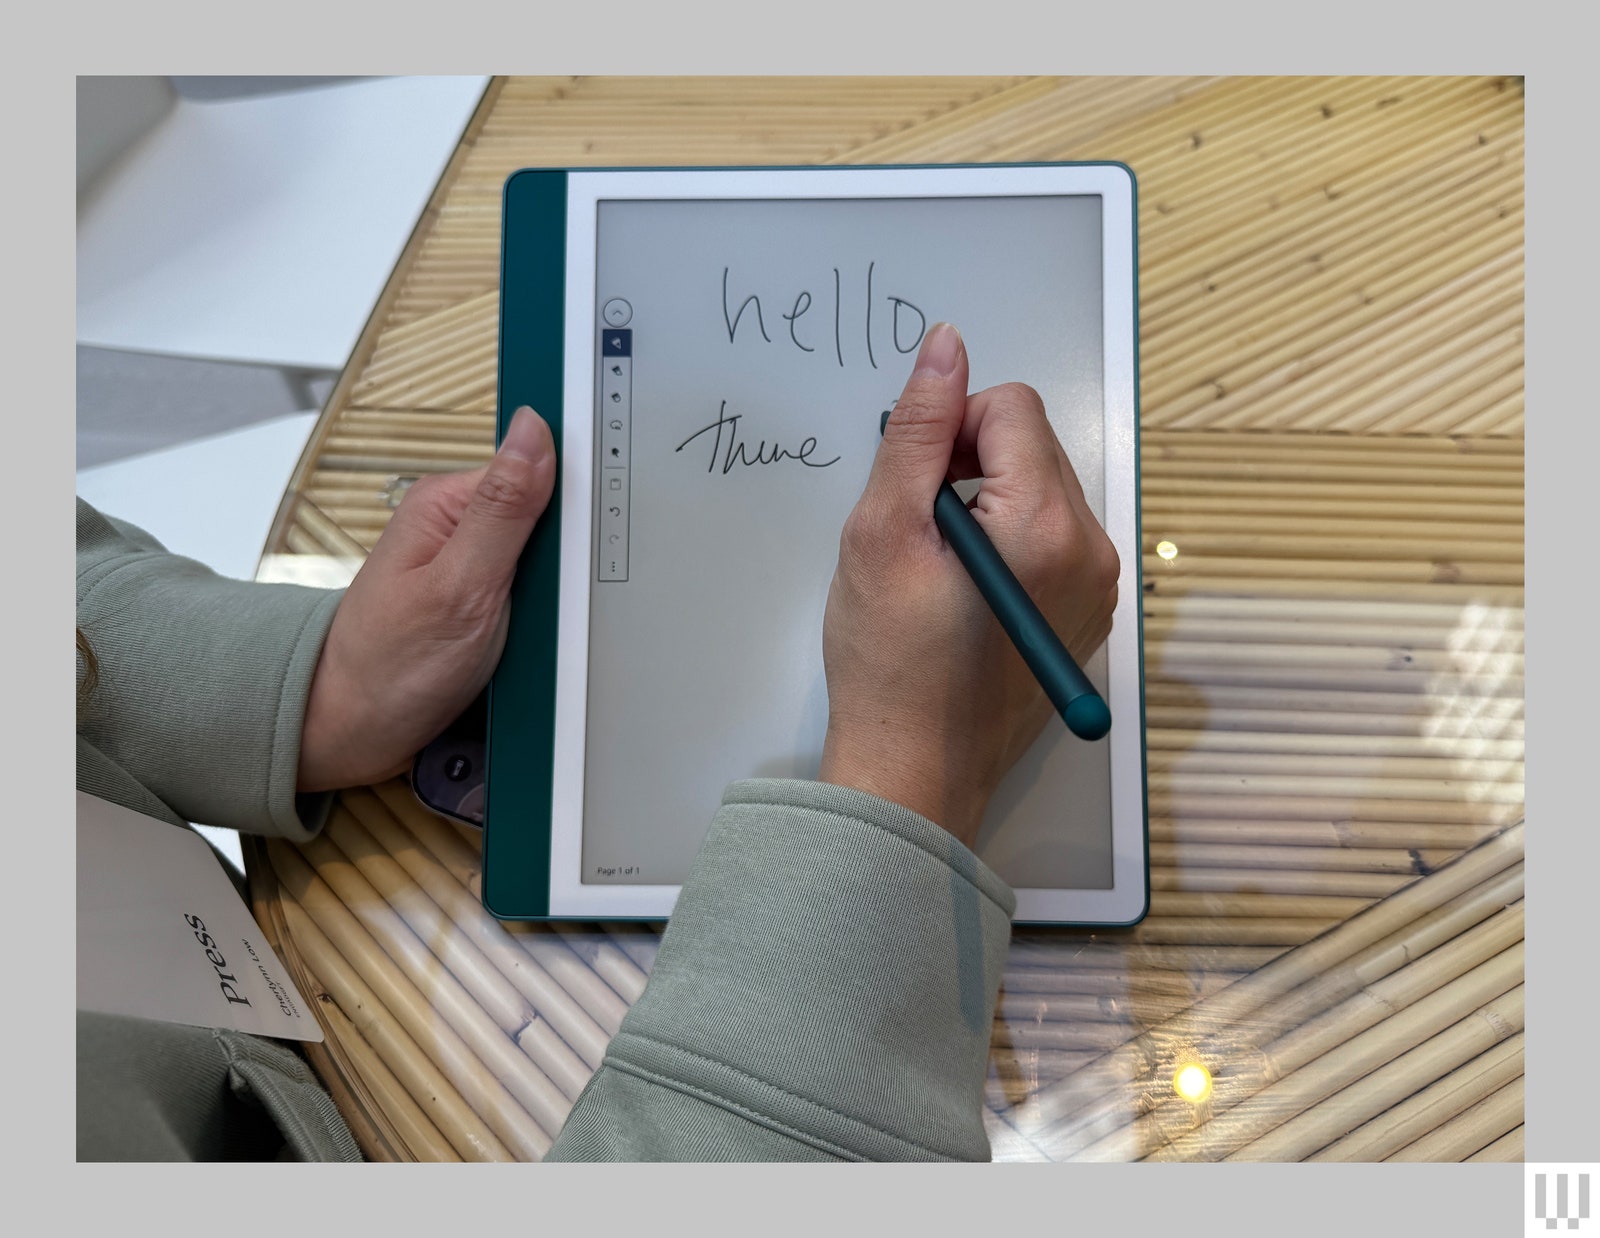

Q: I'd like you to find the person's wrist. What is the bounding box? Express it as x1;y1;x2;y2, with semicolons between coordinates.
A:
817;728;991;850
297;651;388;792
297;677;355;792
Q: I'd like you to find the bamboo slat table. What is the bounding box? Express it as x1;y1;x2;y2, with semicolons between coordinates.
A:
248;76;1524;1162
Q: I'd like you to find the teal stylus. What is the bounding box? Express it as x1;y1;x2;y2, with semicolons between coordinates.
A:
880;411;1112;741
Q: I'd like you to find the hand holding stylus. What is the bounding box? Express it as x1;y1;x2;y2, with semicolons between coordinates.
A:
817;324;1120;849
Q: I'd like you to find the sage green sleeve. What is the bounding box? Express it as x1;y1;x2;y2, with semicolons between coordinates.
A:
75;498;344;840
547;778;1016;1162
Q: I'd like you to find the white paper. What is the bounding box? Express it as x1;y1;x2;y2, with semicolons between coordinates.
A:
76;792;322;1042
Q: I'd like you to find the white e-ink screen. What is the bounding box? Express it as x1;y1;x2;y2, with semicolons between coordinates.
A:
580;195;1112;889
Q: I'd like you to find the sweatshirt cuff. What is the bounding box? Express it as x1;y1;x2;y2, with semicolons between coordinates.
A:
77;545;344;840
603;777;1015;1161
197;580;344;840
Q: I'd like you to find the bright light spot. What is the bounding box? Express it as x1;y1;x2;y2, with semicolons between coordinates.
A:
1173;1062;1212;1103
1156;540;1179;561
1419;600;1525;803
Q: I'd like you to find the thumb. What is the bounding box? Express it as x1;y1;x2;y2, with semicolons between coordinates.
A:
867;322;969;519
436;406;556;594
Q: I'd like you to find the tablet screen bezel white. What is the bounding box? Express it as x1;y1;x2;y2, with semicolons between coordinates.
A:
544;164;1145;924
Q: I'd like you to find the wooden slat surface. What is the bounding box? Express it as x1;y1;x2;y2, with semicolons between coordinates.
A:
251;75;1524;1163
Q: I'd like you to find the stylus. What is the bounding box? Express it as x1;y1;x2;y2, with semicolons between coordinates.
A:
880;411;1112;741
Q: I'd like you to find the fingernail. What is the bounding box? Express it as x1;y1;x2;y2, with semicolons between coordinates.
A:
912;322;963;379
500;407;546;462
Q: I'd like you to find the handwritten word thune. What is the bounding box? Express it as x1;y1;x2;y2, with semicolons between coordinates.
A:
675;401;842;475
722;264;928;369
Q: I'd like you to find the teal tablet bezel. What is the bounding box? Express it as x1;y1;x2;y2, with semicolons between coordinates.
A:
483;168;567;918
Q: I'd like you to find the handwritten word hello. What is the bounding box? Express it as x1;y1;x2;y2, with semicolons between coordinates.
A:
722;264;928;369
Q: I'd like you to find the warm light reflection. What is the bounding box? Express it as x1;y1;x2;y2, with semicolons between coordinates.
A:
1422;601;1525;800
1156;540;1179;561
255;553;361;588
1173;1062;1213;1103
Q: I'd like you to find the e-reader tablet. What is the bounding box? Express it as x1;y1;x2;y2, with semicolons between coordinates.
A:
484;163;1147;926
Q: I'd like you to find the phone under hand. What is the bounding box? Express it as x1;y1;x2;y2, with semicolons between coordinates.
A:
410;689;488;827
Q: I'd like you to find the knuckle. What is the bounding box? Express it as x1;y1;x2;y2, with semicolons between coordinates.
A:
1096;535;1122;592
839;494;917;578
473;461;534;517
994;381;1046;417
977;382;1048;435
1010;486;1073;555
885;395;953;449
1033;495;1075;548
418;565;459;614
1028;506;1119;601
396;473;442;508
839;501;884;562
408;566;466;630
430;557;502;629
